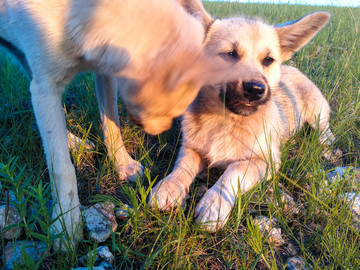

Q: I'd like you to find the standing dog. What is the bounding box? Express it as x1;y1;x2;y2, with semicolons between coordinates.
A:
0;0;244;250
150;1;333;232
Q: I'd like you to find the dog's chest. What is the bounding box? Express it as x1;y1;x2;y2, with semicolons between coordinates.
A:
182;110;281;168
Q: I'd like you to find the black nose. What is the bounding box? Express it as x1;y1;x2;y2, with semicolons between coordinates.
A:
242;81;265;102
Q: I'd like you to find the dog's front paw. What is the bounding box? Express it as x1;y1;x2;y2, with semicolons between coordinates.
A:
51;204;83;253
117;160;144;182
149;179;188;211
194;187;233;232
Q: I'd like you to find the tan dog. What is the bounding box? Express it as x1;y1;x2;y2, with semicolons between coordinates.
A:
150;0;333;232
0;0;245;250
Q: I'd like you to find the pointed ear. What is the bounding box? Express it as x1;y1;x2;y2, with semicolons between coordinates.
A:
84;45;130;75
276;12;331;61
177;0;214;32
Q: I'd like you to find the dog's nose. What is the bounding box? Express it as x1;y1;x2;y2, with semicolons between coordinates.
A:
242;81;265;101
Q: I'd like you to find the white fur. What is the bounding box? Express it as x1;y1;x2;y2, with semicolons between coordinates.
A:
1;0;239;251
149;8;332;232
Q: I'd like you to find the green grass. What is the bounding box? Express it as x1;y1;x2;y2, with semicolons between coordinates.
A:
1;2;360;269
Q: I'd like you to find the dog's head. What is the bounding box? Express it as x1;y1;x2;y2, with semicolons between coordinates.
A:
75;0;246;135
120;49;248;135
180;0;330;116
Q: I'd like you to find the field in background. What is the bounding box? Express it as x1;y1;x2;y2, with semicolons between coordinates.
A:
0;2;359;269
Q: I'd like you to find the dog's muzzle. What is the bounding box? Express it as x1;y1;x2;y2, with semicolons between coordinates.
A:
219;80;270;116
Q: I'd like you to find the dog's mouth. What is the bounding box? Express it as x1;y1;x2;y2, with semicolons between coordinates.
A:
219;81;270;116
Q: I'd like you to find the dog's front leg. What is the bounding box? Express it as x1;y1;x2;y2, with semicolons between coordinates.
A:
30;80;82;252
95;74;144;181
195;159;268;232
149;146;204;210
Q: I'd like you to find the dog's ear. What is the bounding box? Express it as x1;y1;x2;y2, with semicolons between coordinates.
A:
177;0;214;32
84;45;130;75
276;12;331;61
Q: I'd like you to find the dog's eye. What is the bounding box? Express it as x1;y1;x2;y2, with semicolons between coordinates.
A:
221;50;239;61
262;56;274;66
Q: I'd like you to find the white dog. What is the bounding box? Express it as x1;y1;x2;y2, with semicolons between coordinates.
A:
150;0;333;232
0;0;243;251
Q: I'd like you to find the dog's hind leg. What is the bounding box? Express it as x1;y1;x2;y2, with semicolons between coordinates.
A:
30;79;82;252
195;159;269;232
149;146;204;210
303;85;334;145
95;74;144;182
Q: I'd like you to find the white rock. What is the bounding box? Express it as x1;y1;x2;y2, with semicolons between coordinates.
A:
0;204;23;239
342;192;360;229
67;131;95;151
285;256;311;270
267;191;300;215
253;216;285;244
84;202;118;243
97;246;114;264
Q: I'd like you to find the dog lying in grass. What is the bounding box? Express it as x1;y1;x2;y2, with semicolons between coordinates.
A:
150;0;333;232
0;0;244;251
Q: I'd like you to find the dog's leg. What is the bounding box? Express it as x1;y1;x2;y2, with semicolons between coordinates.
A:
149;146;204;210
195;159;268;232
303;91;342;161
30;80;82;252
304;89;334;145
95;74;144;181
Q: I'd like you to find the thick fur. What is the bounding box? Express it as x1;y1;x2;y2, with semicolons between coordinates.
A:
0;0;244;251
150;1;332;232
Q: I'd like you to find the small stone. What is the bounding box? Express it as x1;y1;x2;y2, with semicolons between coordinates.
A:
84;202;118;243
326;167;348;183
253;216;285;245
78;246;114;268
267;191;300;215
280;192;300;215
326;166;360;185
285;256;311;270
4;241;47;270
322;148;342;165
342;192;360;229
115;204;132;219
67;131;95;152
96;246;114;264
0;204;23;239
